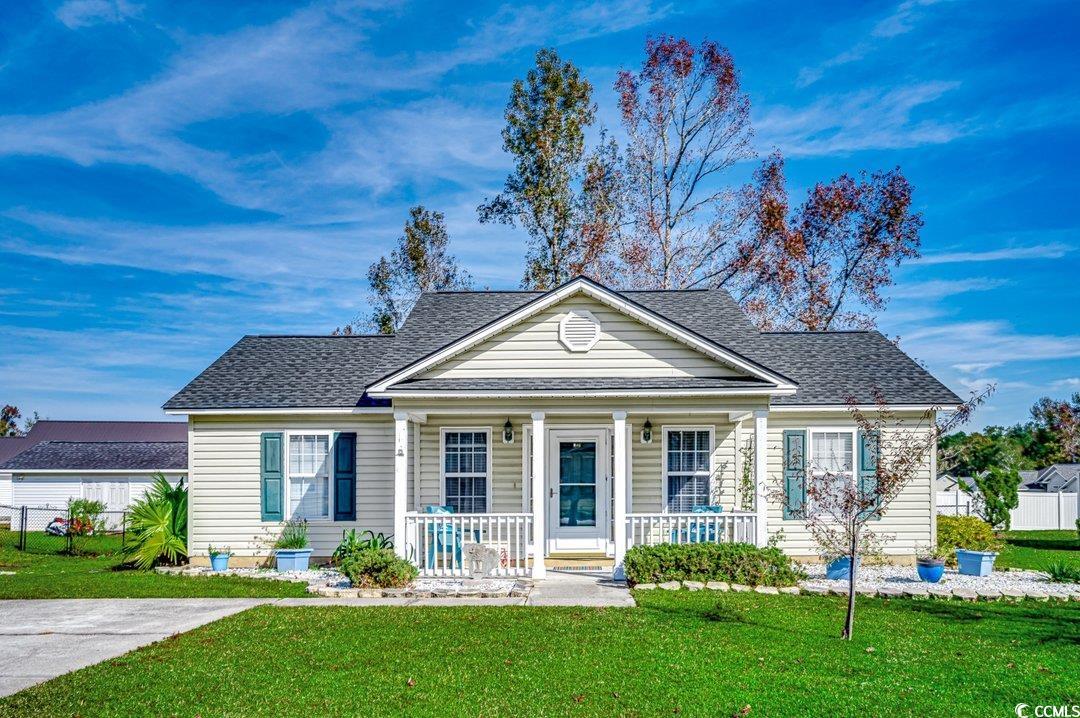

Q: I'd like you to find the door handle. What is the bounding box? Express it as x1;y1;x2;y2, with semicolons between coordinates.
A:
549;488;555;498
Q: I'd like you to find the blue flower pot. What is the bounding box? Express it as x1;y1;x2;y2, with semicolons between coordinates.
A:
209;553;231;572
825;557;859;580
955;549;996;577
275;548;312;572
916;559;944;583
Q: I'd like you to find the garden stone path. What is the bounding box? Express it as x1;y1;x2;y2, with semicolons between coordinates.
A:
0;598;273;697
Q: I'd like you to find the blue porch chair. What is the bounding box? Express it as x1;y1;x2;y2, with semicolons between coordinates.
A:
423;505;463;568
671;505;724;543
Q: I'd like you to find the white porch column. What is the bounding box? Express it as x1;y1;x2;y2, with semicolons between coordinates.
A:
753;410;769;547
612;411;628;580
393;411;409;559
530;412;546;579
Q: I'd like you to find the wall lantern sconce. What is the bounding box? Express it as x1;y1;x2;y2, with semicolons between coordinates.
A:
641;418;653;444
503;418;515;444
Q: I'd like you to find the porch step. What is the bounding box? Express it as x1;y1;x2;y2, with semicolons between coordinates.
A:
545;554;614;571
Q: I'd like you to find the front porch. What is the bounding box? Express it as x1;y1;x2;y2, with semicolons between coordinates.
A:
391;407;770;578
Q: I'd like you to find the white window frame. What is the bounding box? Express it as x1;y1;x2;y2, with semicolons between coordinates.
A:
662;425;715;513
284;430;335;522
439;427;493;514
805;426;858;513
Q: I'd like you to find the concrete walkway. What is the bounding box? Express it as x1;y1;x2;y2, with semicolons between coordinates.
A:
526;570;636;607
0;598;271;697
0;577;633;697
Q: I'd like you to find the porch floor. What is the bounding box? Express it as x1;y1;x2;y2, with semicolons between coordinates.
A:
526;570;635;608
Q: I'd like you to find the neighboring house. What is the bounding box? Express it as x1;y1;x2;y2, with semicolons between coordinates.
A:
935;473;976;492
1020;464;1080;493
0;437;37;521
0;421;187;514
164;277;960;575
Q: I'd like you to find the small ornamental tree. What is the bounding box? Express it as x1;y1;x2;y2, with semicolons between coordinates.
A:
772;386;991;640
970;466;1021;530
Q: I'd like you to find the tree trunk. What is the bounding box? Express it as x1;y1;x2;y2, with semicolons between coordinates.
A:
842;526;858;640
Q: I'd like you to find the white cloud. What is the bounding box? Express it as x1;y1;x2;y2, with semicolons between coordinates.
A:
903;321;1080;367
915;242;1073;265
953;362;1001;374
754;81;965;156
55;0;140;29
890;277;1009;300
1052;377;1080;389
872;0;950;38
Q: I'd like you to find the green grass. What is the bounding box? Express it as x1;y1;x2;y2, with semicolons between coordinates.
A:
0;545;308;599
998;529;1079;572
2;592;1077;717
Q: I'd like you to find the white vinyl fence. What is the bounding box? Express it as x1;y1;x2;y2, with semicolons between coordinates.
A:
937;490;1078;530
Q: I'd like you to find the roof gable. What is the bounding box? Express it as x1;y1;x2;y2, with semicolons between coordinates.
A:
369;277;796;394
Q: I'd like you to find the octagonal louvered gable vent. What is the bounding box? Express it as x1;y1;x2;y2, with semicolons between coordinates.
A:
558;309;601;352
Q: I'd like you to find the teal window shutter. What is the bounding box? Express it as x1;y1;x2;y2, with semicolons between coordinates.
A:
260;432;284;522
858;430;881;521
782;430;806;520
333;432;357;521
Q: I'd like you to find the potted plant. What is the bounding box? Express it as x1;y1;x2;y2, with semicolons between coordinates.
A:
274;520;311;572
937;515;1003;576
915;545;946;583
208;545;232;572
955;547;999;577
825;555;859;581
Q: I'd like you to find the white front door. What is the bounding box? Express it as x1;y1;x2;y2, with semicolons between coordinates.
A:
546;429;609;553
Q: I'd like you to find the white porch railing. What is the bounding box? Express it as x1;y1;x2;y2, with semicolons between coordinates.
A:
625;511;758;548
403;512;532;577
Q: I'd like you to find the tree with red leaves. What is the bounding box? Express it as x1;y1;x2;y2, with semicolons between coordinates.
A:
615;36;754;289
741;153;923;331
0;405;22;436
1030;393;1080;463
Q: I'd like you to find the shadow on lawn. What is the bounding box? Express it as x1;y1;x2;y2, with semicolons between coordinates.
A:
1006;538;1080;551
902;600;1080;647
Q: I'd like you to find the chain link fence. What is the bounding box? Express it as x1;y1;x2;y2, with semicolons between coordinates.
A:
0;505;127;556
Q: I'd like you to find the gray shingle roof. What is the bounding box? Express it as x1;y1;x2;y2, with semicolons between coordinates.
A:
165;283;960;410
0;442;188;472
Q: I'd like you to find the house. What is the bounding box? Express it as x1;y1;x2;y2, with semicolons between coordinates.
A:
164;277;960;576
0;437;36;522
1020;464;1079;493
935;473;976;492
0;421;188;516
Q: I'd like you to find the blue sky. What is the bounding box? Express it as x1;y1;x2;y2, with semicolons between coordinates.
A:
1;0;1077;428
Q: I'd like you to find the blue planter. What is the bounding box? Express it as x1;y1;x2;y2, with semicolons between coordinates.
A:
916;559;945;583
825;557;860;580
275;548;312;572
209;553;231;572
955;549;997;577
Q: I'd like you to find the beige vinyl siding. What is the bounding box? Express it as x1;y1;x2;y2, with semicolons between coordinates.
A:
420;295;744;379
763;412;934;557
629;418;738;513
188;414;395;560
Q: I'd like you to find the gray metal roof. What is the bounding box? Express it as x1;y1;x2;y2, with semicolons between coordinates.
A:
165;283;960;410
0;441;188;472
0;437;36;466
26;420;187;442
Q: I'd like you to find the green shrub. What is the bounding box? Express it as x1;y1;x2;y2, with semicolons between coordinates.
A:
274;520;309;550
1045;561;1080;584
622;542;805;587
340;548;417;588
936;515;1003;565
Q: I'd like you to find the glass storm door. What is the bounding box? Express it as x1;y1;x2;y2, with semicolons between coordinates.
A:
547;430;609;552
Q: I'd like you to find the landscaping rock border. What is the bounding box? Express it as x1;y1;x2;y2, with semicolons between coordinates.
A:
631;580;1080;602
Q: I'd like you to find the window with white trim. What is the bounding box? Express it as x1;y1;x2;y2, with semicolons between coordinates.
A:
288;434;330;520
443;431;488;513
665;429;712;511
809;430;854;504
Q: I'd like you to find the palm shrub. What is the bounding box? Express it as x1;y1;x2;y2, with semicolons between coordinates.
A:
1045;561;1080;584
332;529;394;565
123;473;187;569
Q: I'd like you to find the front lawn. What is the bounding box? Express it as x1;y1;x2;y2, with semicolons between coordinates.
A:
0;547;308;599
998;529;1079;571
3;591;1076;717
